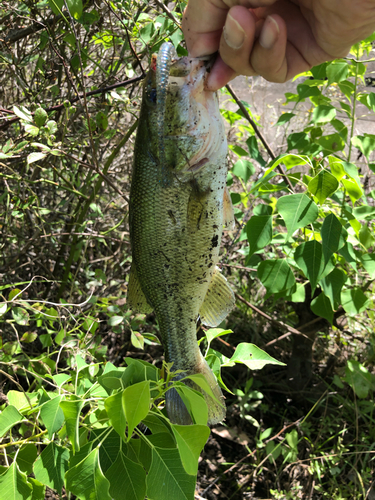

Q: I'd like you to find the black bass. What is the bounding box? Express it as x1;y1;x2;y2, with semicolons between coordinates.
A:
128;42;235;425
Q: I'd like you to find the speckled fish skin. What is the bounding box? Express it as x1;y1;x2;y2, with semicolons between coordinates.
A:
129;49;228;425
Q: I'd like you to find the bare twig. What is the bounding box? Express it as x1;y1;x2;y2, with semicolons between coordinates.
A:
153;0;181;27
226;83;295;192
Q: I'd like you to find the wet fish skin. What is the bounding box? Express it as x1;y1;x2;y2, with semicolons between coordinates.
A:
129;45;233;425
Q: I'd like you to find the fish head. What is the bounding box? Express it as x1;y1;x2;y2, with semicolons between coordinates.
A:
140;51;226;176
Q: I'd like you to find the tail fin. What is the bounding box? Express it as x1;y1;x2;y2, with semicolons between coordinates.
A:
165;352;226;426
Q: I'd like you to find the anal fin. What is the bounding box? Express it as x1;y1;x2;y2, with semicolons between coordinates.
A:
127;264;153;314
199;267;235;327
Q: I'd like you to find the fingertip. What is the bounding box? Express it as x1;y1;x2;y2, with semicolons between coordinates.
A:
205;56;237;91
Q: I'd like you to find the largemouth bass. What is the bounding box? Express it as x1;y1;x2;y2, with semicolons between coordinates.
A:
128;42;235;425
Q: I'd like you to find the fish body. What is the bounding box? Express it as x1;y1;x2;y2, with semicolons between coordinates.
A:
129;44;234;425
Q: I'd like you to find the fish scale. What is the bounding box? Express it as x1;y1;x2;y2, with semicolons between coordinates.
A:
129;43;235;425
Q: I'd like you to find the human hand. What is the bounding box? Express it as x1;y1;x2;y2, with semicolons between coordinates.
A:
182;0;375;90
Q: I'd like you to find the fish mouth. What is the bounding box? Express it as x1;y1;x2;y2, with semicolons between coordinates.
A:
169;54;216;78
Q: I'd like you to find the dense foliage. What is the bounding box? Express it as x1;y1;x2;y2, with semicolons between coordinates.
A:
0;1;374;499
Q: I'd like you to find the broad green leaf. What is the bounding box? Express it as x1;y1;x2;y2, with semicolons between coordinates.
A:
228;343;285;370
24;124;39;136
0;405;24;437
171;425;210;475
311;105;336;124
320;213;347;264
40;396;65;438
294;240;325;292
311;292;334;324
146;446;196;500
98;368;126;391
275;112;295;125
16;445;38;475
0;302;7;315
326;61;348;85
351;134;375;160
48;0;64;16
232;159;255;182
11;307;29;325
246;215;273;257
276;193;319;239
328;156;346;181
319;268;347;309
7;391;38;411
106;451;146;500
342;178;363;204
104;390;127;439
0;463;32;500
34;108;48;127
246;136;266;166
184;374;218;403
316;133;345;153
28;477;45;500
174;385;208;426
359;225;375;249
360;253;375;278
59;399;84;453
341;287;369;316
65;448;111;500
66;0;83;19
13;105;32;123
33;443;69;495
353;205;375;220
308;170;338;204
205;354;232;394
257;259;296;297
203;328;232;349
90;428;122;474
287;132;309;152
123;380;150;439
345;360;372;399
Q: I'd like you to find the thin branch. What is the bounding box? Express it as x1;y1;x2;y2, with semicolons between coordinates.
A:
153;0;181;27
235;292;311;340
225;83;295;192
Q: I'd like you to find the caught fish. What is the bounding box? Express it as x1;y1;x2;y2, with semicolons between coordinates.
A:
128;42;235;425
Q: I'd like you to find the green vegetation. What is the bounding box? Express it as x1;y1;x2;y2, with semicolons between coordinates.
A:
0;1;374;499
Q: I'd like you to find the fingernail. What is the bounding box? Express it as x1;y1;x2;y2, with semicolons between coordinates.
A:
223;14;245;50
259;15;279;50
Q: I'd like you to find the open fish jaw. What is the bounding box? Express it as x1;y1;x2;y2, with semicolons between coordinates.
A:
129;44;234;425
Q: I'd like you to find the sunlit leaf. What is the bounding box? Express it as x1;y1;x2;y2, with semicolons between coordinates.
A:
228;343;285;370
320;213;347;264
40;396;65;438
33;443;69;495
276;193;319;239
0;405;25;438
106;451;146;500
311;291;334;324
123;381;150;439
308;170;338;204
341;287;369;316
319;268;347;309
345;360;372;399
171;425;210;475
0;463;32;500
257;259;295;297
294;240;325;292
246;215;273;257
59;399;84;453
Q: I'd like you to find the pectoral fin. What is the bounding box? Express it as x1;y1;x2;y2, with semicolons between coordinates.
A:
199;267;235;327
127;264;153;314
223;187;235;230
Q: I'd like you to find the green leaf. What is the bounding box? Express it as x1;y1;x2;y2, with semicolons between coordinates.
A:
16;445;38;475
0;302;7;315
276;112;295;125
345;360;372;399
246;215;273;258
287;132;310;152
104;391;127;439
174;385;208;426
203;328;232;349
308;170;339;204
48;0;64;15
13;106;32;123
66;0;83;19
106;451;146;500
33;443;69;495
171;425;210;475
276;193;319;239
0;463;32;500
310;292;334;324
228;343;285;370
28;478;45;500
40;396;65;438
11;307;29;325
353;205;375;220
7;391;38;411
257;259;296;297
0;405;24;438
27;152;47;165
246;136;266;166
20;332;37;343
34;108;48;127
341;287;369;316
59;399;84;453
359;253;375;278
231;159;255;182
316;133;345;153
326;61;348;85
294;240;325;292
342;178;363;204
123;381;150;439
320;213;347;264
319;268;347;309
351;134;375;160
311;105;336;124
146;446;196;500
65;448;111;500
24;124;40;136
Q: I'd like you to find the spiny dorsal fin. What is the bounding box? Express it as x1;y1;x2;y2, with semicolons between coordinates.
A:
127;264;153;314
199;267;235;327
